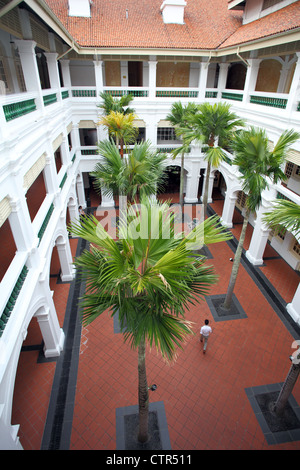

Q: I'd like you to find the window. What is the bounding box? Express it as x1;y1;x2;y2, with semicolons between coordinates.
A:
236;191;247;210
285;161;294;178
157;127;177;142
292;239;300;258
262;0;283;10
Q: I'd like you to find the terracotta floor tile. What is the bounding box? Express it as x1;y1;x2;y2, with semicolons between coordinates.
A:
10;192;300;451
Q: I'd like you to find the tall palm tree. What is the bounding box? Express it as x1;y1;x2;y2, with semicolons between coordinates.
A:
70;197;232;444
98;111;139;158
222;127;300;310
179;102;245;216
263;198;300;416
166;101;198;207
98;91;135;115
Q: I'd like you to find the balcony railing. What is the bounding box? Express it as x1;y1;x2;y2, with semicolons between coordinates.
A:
0;264;28;337
104;87;149;97
155;88;198;98
250;91;288;109
3;97;36;121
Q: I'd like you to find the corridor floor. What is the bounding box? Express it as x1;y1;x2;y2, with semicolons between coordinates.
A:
11;193;300;451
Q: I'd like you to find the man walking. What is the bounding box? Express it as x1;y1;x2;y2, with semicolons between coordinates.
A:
200;319;212;354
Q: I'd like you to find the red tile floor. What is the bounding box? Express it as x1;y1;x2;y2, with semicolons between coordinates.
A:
11;191;300;450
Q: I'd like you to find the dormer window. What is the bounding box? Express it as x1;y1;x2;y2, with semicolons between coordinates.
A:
262;0;283;10
160;0;187;24
68;0;91;17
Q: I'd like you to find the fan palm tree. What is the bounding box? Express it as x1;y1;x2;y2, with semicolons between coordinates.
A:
166;101;198;207
179;102;245;216
98;91;135;115
98;111;139;158
70;197;232;444
222;127;300;311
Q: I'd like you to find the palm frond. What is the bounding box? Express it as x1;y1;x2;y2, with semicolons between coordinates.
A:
263;199;300;236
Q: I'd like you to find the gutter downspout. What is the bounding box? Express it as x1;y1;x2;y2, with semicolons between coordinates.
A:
204;51;212;68
236;47;250;67
57;42;75;60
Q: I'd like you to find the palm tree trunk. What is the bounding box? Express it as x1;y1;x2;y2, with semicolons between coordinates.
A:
202;161;211;217
222;208;250;310
180;152;184;208
137;339;149;443
272;362;300;416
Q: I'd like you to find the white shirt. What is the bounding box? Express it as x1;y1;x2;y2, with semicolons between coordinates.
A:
200;325;212;337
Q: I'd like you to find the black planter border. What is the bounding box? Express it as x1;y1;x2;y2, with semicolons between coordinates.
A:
116;401;171;450
245;383;300;445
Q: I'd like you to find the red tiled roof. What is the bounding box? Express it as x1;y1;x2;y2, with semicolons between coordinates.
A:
44;0;243;49
44;0;300;51
220;1;300;49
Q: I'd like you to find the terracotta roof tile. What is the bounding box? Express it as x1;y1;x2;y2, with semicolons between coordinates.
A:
220;1;300;49
44;0;243;49
44;0;300;51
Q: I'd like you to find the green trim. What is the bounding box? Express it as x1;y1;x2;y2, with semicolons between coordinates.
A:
72;89;96;97
0;265;29;337
250;95;287;109
222;92;243;102
43;93;57;106
106;89;148;97
3;99;36;121
38;203;54;242
156;90;198;98
61;90;69;100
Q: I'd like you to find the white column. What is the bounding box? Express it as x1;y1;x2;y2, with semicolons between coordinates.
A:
242;58;261;104
34;299;65;358
0;414;22;449
14;40;43;109
94;59;104;97
246;188;274;265
120;61;128;87
56;235;75;281
60;60;72;88
246;212;270;265
146;114;157;145
76;173;86;208
217;63;230;99
148;58;157;99
287;283;300;325
221;192;237;228
198;60;209;101
100;188;115;207
44;52;61;91
8;198;36;252
67;193;79;225
286;53;300;113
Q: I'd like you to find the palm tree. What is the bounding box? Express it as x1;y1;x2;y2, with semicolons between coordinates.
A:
222;127;300;311
166;101;197;207
179;102;245;216
92;139;167;204
98;91;135;115
70;197;232;444
263;199;300;237
263;198;300;416
98;111;139;158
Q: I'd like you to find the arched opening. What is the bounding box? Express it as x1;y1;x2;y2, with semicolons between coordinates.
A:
255;59;282;92
226;63;247;90
159;165;185;203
